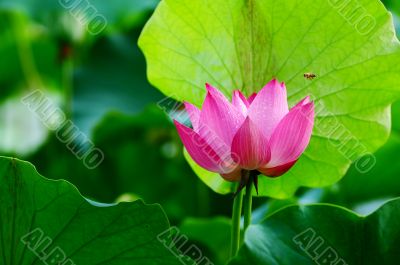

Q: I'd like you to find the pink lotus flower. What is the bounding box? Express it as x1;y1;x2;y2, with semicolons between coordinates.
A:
174;79;314;190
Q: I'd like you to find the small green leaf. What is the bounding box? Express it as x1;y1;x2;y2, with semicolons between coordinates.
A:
139;0;400;197
229;199;400;265
0;156;184;264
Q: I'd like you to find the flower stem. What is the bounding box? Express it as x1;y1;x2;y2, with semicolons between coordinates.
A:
230;184;244;258
243;176;253;232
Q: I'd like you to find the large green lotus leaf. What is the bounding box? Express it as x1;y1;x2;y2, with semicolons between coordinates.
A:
229;199;400;265
0;156;185;264
139;0;400;198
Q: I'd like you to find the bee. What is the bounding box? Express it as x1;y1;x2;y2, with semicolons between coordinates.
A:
304;73;317;80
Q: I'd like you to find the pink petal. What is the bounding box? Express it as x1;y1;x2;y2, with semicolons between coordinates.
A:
174;120;236;174
231;117;270;170
248;93;257;104
258;160;297;177
264;102;314;169
248;79;289;139
184;102;200;130
232;90;249;115
220;167;242;182
198;84;245;151
292;96;310;109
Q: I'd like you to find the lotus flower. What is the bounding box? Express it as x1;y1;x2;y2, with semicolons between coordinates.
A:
174;79;314;191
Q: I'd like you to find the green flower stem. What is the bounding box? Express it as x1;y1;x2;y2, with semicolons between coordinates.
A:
230;185;244;258
243;176;253;233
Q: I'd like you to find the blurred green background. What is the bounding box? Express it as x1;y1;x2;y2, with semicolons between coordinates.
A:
0;1;399;263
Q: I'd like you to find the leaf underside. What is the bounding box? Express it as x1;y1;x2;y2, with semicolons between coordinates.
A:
0;156;183;265
139;0;400;198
